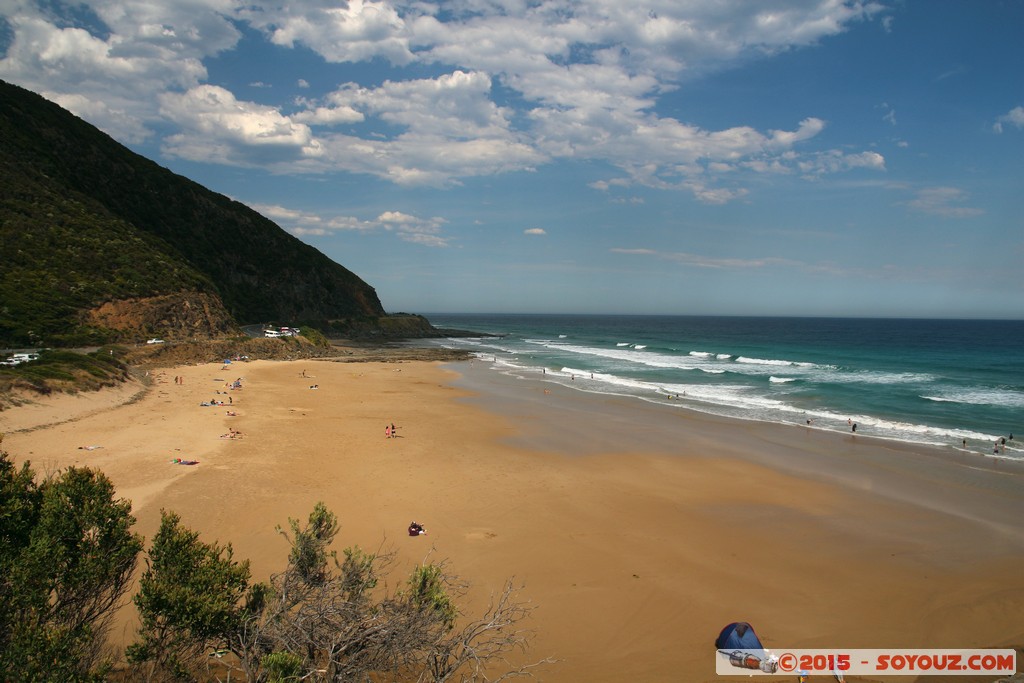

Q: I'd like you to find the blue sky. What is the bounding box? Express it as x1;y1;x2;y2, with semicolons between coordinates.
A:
1;1;1022;318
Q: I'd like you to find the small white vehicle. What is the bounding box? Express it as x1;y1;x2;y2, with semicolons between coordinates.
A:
146;338;165;344
3;353;39;365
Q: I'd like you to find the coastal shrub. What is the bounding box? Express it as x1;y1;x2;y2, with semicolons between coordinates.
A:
0;454;546;682
0;444;142;682
260;651;302;682
223;503;549;682
127;510;254;682
279;501;337;585
298;326;329;348
406;564;458;629
0;348;131;396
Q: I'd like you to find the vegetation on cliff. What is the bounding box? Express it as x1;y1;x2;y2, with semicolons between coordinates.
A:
0;79;385;347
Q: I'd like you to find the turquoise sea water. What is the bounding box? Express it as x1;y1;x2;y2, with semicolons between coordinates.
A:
423;314;1023;458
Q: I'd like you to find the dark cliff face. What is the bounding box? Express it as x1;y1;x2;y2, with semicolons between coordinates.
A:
0;80;385;346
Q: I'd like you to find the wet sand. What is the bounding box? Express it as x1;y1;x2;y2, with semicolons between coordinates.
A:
2;357;1022;682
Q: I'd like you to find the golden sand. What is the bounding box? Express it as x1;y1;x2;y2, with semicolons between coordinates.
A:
2;357;1022;682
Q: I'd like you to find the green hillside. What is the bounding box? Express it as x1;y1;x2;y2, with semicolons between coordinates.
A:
0;80;385;346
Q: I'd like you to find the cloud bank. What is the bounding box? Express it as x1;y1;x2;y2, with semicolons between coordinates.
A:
0;0;889;200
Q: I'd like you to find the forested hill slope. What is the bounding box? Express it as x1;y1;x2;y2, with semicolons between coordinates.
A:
0;80;385;346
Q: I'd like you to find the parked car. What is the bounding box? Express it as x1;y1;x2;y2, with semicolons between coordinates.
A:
2;353;39;366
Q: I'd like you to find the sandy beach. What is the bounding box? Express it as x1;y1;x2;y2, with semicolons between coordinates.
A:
2;356;1022;682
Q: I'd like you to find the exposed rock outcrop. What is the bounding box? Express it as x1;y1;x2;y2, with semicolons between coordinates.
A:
82;292;237;341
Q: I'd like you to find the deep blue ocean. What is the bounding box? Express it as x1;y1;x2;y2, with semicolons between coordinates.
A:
422;314;1023;458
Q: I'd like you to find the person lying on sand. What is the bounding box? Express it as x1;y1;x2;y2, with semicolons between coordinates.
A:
408;521;426;536
77;445;103;450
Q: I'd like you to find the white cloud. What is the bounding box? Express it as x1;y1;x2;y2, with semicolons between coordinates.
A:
0;0;890;195
798;149;886;176
524;228;547;235
239;0;415;65
0;1;239;140
329;70;513;139
287;70;547;186
376;210;450;246
766;117;826;150
159;85;322;164
254;203;451;246
993;106;1024;133
292;104;365;126
157;83;319;161
906;187;984;218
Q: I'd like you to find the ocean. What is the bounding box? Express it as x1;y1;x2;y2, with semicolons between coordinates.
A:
422;314;1023;458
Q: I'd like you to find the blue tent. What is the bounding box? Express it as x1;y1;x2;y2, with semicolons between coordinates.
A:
715;622;765;651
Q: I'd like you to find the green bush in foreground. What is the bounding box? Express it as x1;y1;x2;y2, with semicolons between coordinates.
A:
0;442;142;682
127;510;254;681
0;444;548;682
131;503;548;682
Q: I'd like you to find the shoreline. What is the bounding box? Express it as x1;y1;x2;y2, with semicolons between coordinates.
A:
449;359;1024;544
2;355;1022;681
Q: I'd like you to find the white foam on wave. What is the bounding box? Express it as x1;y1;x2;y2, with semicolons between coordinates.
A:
736;356;814;367
921;387;1024;408
529;339;831;381
849;370;935;385
716;353;733;360
533;341;701;371
468;341;521;355
769;376;797;384
527;365;759;408
616;342;630;347
556;367;653;392
471;347;1006;449
633;344;647;350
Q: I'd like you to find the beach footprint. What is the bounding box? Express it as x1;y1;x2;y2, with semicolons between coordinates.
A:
464;529;498;542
